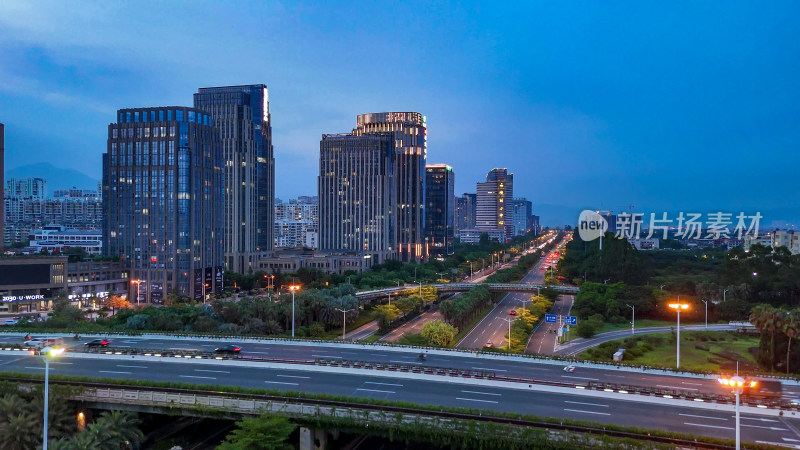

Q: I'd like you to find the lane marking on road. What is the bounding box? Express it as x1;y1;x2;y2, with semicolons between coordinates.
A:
561;375;598;381
194;369;230;374
115;345;131;348
741;424;788;431
737;416;779;423
472;367;507;372
564;408;610;416
180;375;216;380
681;382;704;386
49;362;72;365
461;390;502;397
679;413;727;421
24;367;47;370
364;381;403;387
456;397;499;404
684;422;734;430
276;374;310;379
312;354;342;358
170;347;199;351
389;360;423;365
783;438;800;442
247;351;270;355
355;388;395;394
656;385;698;391
264;381;299;386
564;401;609;408
99;370;132;375
116;364;148;369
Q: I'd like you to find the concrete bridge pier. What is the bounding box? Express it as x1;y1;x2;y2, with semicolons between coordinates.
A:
299;427;330;450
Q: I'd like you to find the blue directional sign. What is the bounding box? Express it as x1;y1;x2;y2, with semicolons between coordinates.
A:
545;314;557;324
565;316;577;326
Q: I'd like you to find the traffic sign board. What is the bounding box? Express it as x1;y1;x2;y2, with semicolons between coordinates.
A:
545;314;557;324
565;316;577;325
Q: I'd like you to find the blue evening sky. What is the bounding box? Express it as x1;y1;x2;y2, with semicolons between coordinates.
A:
1;1;798;223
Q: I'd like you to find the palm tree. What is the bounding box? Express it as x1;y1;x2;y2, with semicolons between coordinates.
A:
750;304;781;370
0;412;39;450
95;410;143;448
0;394;28;421
782;309;800;374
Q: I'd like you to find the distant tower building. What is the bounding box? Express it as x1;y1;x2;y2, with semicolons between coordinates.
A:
455;193;476;234
425;164;455;258
511;197;532;236
6;177;47;200
319;112;427;262
103;107;224;303
476;168;513;241
0;123;4;251
194;85;274;274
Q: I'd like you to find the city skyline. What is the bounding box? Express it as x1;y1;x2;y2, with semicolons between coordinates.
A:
1;1;798;223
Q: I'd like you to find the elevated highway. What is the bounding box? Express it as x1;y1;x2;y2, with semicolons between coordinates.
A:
356;283;579;301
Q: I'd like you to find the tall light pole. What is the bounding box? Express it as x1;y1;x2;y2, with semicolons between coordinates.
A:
701;299;708;330
718;370;756;450
723;288;729;303
626;303;635;334
668;300;689;368
502;317;515;350
131;279;145;305
335;307;356;339
34;346;64;450
519;297;529;317
289;284;301;338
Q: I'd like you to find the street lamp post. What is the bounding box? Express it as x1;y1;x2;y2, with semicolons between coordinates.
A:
519;297;529;317
34;346;64;450
668;300;690;368
626;303;635;334
335;308;356;340
723;288;729;303
289;285;301;338
502;317;515;350
131;279;146;305
718;369;756;450
701;299;708;330
604;278;611;285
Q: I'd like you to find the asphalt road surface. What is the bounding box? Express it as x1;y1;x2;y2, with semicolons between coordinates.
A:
1;351;797;446
526;295;574;355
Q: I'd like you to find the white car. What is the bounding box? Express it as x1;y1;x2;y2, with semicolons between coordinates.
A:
563;365;576;373
1;319;18;326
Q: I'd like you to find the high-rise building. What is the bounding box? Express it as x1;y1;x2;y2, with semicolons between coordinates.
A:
511;197;532;236
274;197;319;249
476;168;513;241
354;112;427;262
103;107;224;303
425;164;455;258
194;85;274;274
6;177;47;200
455;193;476;234
319;133;395;262
319;112;427;262
0;123;4;252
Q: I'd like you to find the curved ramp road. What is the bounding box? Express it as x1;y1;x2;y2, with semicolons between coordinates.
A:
1;350;798;446
555;324;739;356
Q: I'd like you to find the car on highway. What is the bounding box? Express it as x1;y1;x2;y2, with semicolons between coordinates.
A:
484;341;493;348
509;310;516;315
85;339;111;348
214;345;242;354
1;319;18;326
539;266;546;270
563;365;576;373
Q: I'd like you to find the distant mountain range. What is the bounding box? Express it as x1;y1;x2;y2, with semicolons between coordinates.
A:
5;163;100;193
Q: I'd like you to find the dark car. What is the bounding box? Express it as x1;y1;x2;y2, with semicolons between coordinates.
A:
214;345;242;354
85;339;111;348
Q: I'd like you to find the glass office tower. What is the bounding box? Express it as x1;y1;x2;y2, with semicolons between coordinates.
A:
103;107;224;303
476;168;514;242
194;85;274;273
425;164;455;258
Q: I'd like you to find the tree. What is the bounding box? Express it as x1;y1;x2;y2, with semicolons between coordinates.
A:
374;304;402;331
420;320;458;347
94;410;143;449
217;413;296;450
750;304;781;370
106;296;131;315
781;309;800;374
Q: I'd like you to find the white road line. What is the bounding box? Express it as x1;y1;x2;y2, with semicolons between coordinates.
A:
684;422;734;430
276;374;310;379
355;388;395;394
456;397;499;404
679;413;727;421
179;375;216;380
681;382;704;386
737;416;779;423
247;351;270;355
461;390;501;396
564;408;611;416
364;381;403;387
194;369;230;374
472;367;507;372
264;381;299;386
114;345;131;348
49;362;72;365
561;375;599;381
389;360;422;365
99;370;132;374
656;385;698;391
24;367;46;370
564;401;609;408
116;364;148;369
741;424;788;431
784;438;800;443
170;347;198;351
312;354;342;358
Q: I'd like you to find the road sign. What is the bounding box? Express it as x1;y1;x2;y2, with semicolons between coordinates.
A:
565;316;577;326
545;314;557;324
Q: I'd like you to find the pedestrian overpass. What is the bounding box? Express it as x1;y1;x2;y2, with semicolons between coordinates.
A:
356;283;579;301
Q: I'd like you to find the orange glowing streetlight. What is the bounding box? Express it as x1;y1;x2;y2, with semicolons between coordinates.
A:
668;300;690;368
130;279;146;305
289;284;301;338
718;370;757;450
